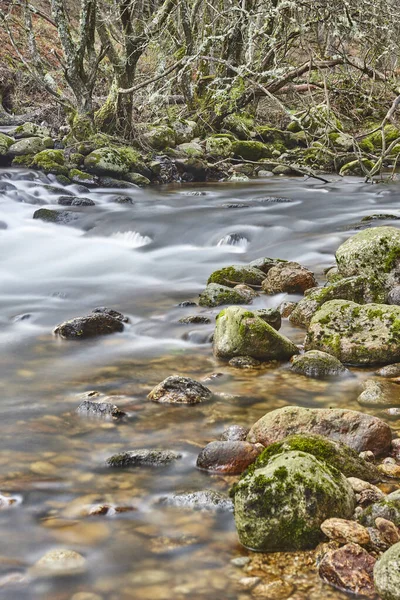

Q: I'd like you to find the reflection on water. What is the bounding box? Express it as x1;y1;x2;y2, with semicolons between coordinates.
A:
0;164;399;598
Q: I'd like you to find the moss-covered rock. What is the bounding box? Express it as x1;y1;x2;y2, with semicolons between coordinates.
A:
33;208;78;225
231;140;272;161
256;126;298;149
289;276;387;327
329;132;354;151
335;227;400;290
205;135;233;159
233;450;355;551
207;264;266;287
31;149;68;176
175;141;204;158
84;146;141;176
213;306;299;360
143;125;176;150
8;137;53;156
69;169;97;186
359;490;400;527
11;154;35;168
11;122;50;139
339;159;374;176
198;283;252;307
124;172;150;186
305;299;400;365
291;350;349;379
247;433;379;482
222;113;253;140
374;541;400;600
362;124;400;151
0;133;13;156
171;119;197;144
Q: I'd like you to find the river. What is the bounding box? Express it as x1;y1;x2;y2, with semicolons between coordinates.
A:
0;161;397;599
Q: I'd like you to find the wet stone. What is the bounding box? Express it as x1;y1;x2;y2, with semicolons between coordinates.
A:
229;356;261;369
374;541;400;600
31;549;87;577
147;375;212;404
76;400;126;420
159;490;233;512
377;363;400;378
91;306;129;323
220;425;249;442
375;517;400;546
290;350;349;379
253;308;282;331
33;208;79;224
279;301;297;318
196;441;263;474
58;196;95;206
107;449;182;468
54;311;125;339
358;379;400;407
318;543;376;598
178;301;197;307
320;518;370;545
262;261;317;294
178;315;211;325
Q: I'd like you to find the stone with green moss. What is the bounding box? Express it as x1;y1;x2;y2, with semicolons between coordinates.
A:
305;299;400;365
144;125;176;150
213;306;299;360
0;133;13;156
256;126;298;149
359;490;400;527
228;173;249;182
176;142;204;158
69;169;97;186
124;172;150;186
329;132;354;151
362;124;400;151
339;159;374;176
84;147;133;176
171;120;197;144
231;140;272;161
247;433;379;482
207;264;265;287
335;227;400;290
374;542;400;600
205;136;232;159
12;154;35;168
289;276;386;328
291;350;349;379
198;283;252;307
232;450;355;551
295;104;343;135
8;137;53;157
32;149;68;176
11;122;50;139
222;114;253;140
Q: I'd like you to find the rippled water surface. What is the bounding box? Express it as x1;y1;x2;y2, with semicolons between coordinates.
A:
0;161;399;599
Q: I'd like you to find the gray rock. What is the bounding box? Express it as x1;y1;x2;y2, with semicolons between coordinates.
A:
33;208;79;225
58;196;95;206
359;490;400;527
377;363;400;378
77;399;126;419
290;350;349;379
198;283;253;307
54;312;125;339
253;308;281;331
107;449;182;468
207;264;266;288
220;425;249;441
178;315;211;325
160;490;233;512
358;379;400;407
374;541;400;600
388;287;400;305
8;136;53;156
229;356;261;369
147;375;212;404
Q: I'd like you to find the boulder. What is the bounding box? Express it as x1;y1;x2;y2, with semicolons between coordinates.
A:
171;119;197;144
198;283;253;307
247;433;380;482
54;311;125;339
0;133;13;156
319;543;375;598
376;363;400;378
84;146;142;176
213;306;299;361
253;308;281;331
335;227;400;290
233;450;355;551
358;379;400;407
229;356;261;369
147;375;212;404
106;449;181;467
289;276;386;327
290;350;349;379
69;169;97;186
247;406;392;456
33;209;78;225
207;264;266;288
374;541;400;600
160;490;233;512
231;140;272;161
8;136;53;156
11;122;50;139
196;441;262;474
359;490;400;527
220;425;249;441
305;300;400;366
32;149;67;176
262;261;317;294
176;142;204;158
76;399;126;419
249;257;286;274
143;125;176;149
205;136;232;159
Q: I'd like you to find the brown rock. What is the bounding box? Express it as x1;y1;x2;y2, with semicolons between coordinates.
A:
375;517;400;546
262;262;317;295
378;463;400;478
278;301;297;318
321;518;370;545
318;543;376;597
147;375;212;404
247;406;392;456
220;425;249;441
196;440;263;474
376;363;400;378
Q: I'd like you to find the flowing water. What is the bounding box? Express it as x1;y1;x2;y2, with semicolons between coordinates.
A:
0;157;399;599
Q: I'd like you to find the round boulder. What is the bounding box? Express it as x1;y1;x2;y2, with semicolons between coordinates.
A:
262;261;317;294
196;441;262;474
290;350;349;379
147;375;212;404
374;541;400;600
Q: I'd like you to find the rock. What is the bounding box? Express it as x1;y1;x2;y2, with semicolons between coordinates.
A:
305;300;400;366
8;137;53;156
11;122;50;139
233;284;258;303
262;261;317;294
196;441;262;474
232;140;272;161
160;490;233;512
213;306;299;361
107;449;181;467
58;196;95;206
32;149;68;176
321;518;370;545
0;133;14;156
178;315;211;325
319;543;375;597
335;227;400;290
232;450;355;551
171;120;197;144
247;406;392;457
253;308;281;330
32;549;86;577
76;399;126;419
358;379;400;407
360;451;376;463
229;356;261;369
84;147;141;176
176;142;204;158
91;307;128;322
290;350;349;379
147;375;212;404
359;490;400;527
289;276;386;327
228;173;249;182
374;541;400;600
198;283;253;307
69;169;97;185
205;136;233;159
339;159;374;176
249;257;286;274
388;287;400;305
143;125;176;150
54;312;125;339
220;425;249;441
376;518;400;546
124;172;150;186
207;264;266;288
279;301;297;317
248;433;380;482
377;363;400;378
33;208;78;225
378;463;400;478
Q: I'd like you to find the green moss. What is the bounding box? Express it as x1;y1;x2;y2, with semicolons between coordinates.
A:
32;149;68;176
231;140;272;161
12;154;34;167
207;265;265;287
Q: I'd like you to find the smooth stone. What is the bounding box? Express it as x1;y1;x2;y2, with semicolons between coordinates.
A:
199;283;253;307
220;425;249;442
321;518;370;545
228;356;261;369
54;312;124;339
196;441;263;474
160;490;233;512
290;350;349;379
147;375;212;405
32;549;86;577
76;399;126;419
377;363;400;378
375;518;400;546
358;379;400;407
178;315;211;325
262;261;317;294
107;449;182;468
